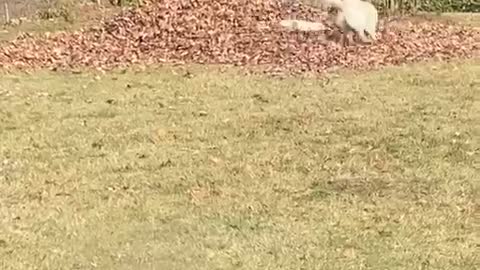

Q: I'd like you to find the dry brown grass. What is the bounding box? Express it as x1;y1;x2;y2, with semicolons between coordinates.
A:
0;60;479;269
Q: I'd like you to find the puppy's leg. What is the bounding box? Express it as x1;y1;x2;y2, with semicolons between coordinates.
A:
346;30;355;45
357;30;372;44
341;30;349;47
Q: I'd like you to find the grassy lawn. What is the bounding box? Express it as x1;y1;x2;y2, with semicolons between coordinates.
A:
0;61;479;269
415;12;480;27
0;3;121;42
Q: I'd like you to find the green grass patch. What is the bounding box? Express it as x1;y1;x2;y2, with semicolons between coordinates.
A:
0;61;479;269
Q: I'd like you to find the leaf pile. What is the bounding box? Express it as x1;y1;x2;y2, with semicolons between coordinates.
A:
0;0;478;75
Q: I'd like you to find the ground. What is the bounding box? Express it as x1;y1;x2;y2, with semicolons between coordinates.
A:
0;61;479;269
0;2;479;270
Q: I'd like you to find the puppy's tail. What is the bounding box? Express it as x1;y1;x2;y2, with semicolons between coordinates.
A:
279;19;326;32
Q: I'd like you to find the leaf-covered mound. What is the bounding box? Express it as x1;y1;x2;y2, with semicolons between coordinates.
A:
0;0;478;74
